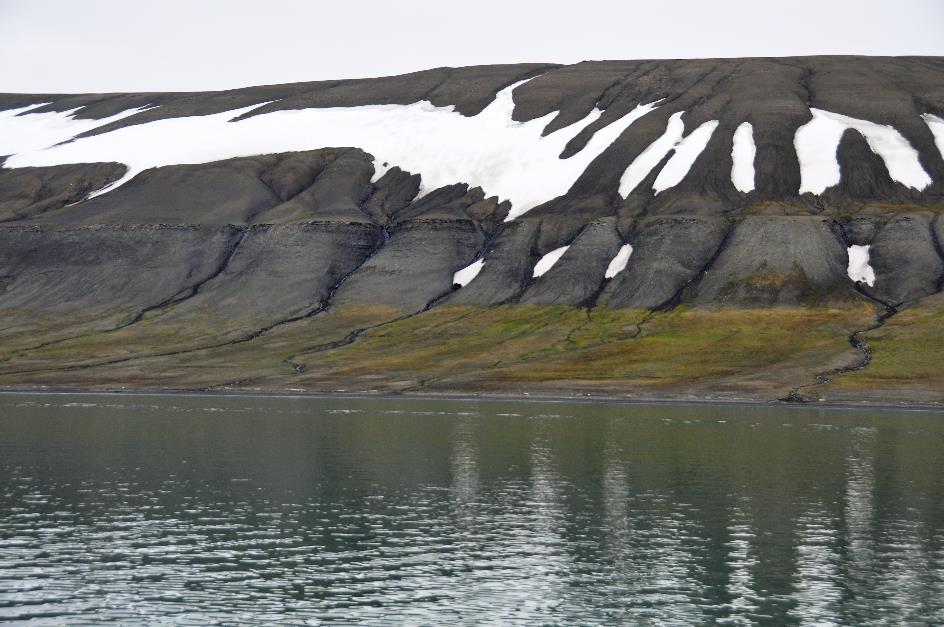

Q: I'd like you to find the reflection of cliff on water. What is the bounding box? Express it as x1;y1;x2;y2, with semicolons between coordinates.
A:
0;395;942;623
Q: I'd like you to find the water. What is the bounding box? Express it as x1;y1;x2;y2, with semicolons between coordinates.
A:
1;394;942;625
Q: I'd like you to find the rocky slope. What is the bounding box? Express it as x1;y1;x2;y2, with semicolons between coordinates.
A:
1;57;943;403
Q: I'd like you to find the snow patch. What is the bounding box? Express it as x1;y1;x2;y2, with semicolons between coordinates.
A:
370;160;392;183
85;168;137;200
847;245;876;286
795;108;932;195
452;258;484;287
923;113;944;161
0;104;151;156
618;113;717;196
731;122;756;193
604;244;633;279
619;112;685;197
652;120;718;193
532;246;570;278
2;80;660;220
0;103;50;119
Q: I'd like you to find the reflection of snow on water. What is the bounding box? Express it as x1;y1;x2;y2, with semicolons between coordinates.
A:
1;395;943;623
722;506;760;621
790;507;843;625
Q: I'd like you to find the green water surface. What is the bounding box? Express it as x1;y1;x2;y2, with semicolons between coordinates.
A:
1;394;942;624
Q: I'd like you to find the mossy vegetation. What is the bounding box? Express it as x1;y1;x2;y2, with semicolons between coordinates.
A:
853;202;944;214
827;293;944;398
295;305;622;381
293;304;876;398
2;297;941;404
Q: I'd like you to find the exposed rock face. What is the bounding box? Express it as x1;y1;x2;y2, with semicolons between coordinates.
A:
331;218;483;311
444;220;539;306
0;163;126;221
0;225;238;329
864;214;944;306
599;216;729;310
161;223;384;323
693;217;852;307
519;218;623;306
1;57;943;399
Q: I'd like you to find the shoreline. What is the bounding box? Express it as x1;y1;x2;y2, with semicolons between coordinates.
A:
2;385;943;414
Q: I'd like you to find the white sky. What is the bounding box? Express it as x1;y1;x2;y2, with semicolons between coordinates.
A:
1;0;942;93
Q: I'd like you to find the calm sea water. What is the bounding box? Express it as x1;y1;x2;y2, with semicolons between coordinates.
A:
0;393;942;625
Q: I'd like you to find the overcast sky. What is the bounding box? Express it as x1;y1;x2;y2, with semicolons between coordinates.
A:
1;0;942;93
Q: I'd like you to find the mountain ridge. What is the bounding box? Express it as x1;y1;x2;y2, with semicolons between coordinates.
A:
0;57;942;404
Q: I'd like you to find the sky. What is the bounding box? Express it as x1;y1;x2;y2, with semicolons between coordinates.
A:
1;0;942;93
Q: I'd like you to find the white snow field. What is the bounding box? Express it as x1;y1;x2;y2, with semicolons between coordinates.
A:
0;79;660;220
795;109;932;195
0;103;149;156
2;88;939;214
618;112;685;196
731;122;756;193
617;112;719;197
924;113;944;161
452;258;485;287
847;245;876;286
532;246;570;278
652;120;718;194
604;244;634;279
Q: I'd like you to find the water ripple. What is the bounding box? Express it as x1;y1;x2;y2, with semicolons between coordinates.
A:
0;394;942;624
